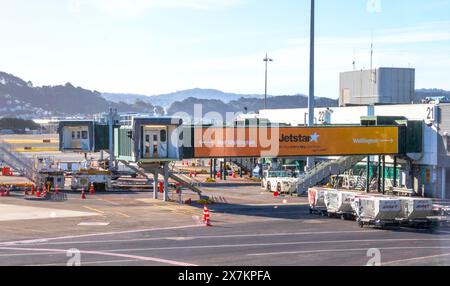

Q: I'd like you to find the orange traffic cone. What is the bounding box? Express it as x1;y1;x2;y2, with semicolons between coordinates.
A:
194;171;198;177
189;171;193;178
89;183;95;195
31;185;35;196
81;189;87;200
274;191;279;198
55;185;59;195
203;204;212;227
36;187;41;198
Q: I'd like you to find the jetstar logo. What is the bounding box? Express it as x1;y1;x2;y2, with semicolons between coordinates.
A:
279;132;320;143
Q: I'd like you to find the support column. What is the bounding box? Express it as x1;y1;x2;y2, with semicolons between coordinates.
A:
377;156;382;193
240;158;243;178
405;160;414;190
393;156;398;188
223;159;227;181
382;156;386;195
153;169;159;200
366;156;370;193
442;168;447;200
163;162;169;202
210;159;213;179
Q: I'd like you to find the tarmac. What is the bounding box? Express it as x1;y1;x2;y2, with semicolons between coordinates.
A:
1;134;450;266
0;187;450;266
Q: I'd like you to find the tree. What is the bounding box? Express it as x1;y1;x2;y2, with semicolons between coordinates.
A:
154;106;165;116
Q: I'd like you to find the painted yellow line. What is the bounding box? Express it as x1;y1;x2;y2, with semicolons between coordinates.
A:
4;140;59;144
83;206;106;215
114;211;131;218
14;148;59;153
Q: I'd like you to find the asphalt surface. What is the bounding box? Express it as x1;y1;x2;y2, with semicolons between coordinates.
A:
1;191;450;266
1;134;450;266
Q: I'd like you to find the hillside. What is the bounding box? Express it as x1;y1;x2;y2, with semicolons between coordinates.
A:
167;95;339;119
0;72;163;118
103;88;265;108
3;71;448;120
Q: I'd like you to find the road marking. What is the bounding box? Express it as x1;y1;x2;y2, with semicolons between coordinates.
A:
0;246;197;266
243;203;308;207
78;222;111;226
96;198;120;206
0;225;202;246
248;246;450;257
2;230;382;247
382;252;450;266
28;259;139;266
75;238;450;254
114;211;131;218
83;206;106;214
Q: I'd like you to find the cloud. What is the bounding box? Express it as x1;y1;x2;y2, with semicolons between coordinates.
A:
86;0;242;19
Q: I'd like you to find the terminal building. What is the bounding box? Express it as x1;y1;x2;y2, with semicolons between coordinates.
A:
244;67;449;199
339;67;415;106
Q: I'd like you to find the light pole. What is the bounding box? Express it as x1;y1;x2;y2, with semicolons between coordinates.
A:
263;53;273;110
306;0;315;170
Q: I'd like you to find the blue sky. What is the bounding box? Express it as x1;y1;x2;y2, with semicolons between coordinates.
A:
1;0;450;98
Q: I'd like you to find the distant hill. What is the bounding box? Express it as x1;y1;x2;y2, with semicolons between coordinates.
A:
167;95;339;120
3;70;449;120
415;89;450;102
0;72;163;118
102;88;265;108
101;93;150;105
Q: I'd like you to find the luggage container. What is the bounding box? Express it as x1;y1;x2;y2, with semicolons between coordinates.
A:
324;191;358;220
400;198;433;219
354;197;402;228
308;188;332;215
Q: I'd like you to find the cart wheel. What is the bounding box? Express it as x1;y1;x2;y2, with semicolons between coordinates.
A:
321;212;327;217
357;220;364;228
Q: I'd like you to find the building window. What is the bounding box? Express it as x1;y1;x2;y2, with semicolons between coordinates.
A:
82;131;88;140
160;130;167;142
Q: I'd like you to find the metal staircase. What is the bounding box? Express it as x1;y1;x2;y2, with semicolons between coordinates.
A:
0;140;38;184
120;160;203;197
296;156;365;195
168;173;203;197
355;170;368;192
